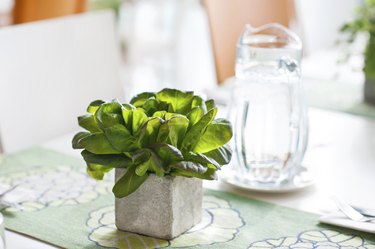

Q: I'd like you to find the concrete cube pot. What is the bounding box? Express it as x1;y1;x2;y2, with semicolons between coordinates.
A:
115;168;203;240
364;78;375;105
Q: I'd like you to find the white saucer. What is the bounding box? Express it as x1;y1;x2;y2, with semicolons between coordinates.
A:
220;166;314;193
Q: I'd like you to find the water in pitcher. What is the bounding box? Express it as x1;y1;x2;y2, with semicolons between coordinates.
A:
231;23;307;184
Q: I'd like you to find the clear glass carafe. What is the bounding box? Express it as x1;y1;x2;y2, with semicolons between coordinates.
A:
230;23;308;185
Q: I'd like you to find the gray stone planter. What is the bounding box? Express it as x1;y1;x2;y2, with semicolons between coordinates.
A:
115;168;202;239
364;77;375;105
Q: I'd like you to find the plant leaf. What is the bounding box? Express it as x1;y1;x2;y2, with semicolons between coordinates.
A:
82;150;132;168
171;165;217;180
156;122;169;143
86;163;112;180
150;152;165;176
72;131;90;149
122;109;133;132
205;99;215;111
170;161;207;174
104;124;139;152
156;88;194;114
181;107;217;152
79;132;120;154
143;98;159;116
152;143;184;166
135;152;165;176
157;101;170;112
132;149;151;165
87;100;105;114
122;104;135;110
95;100;124;129
203;144;232;165
164;112;181;120
184;151;220;169
191;96;207;113
193;118;233;153
112;166;148;198
187;107;203;126
138;117;163;147
130;92;156;107
132;109;148;135
135;162;149;176
78;114;101;133
167;116;189;147
152;111;167;119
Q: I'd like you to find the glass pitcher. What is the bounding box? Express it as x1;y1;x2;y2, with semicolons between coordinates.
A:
230;23;308;185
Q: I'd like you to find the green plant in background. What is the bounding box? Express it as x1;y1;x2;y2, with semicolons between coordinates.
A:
341;0;375;80
72;89;232;198
89;0;123;16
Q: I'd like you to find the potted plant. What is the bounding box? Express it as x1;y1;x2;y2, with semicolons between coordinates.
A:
341;0;375;104
72;88;232;239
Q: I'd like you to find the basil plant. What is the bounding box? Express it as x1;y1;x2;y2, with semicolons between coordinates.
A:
72;88;232;198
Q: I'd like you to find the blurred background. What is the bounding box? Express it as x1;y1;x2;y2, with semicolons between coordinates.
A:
0;0;372;152
0;0;364;83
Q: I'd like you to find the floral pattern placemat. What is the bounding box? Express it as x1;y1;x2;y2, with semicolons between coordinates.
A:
1;147;374;249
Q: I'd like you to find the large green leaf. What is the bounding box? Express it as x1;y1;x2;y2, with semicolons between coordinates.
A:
171;165;217;180
122;104;135;110
112;166;149;198
187;107;203;126
135;162;149;176
156;122;169;143
82;150;132;168
122;109;133;132
135;152;165;177
152;111;167;119
95;101;124;129
164;112;181;120
132;109;148;135
104;124;139;152
191;96;207;113
152;143;183;166
181;107;217;152
143;98;159;116
138;117;163;147
87;100;105;114
184;151;220;169
193;118;233;153
78;114;101;133
167;116;189;147
205;99;215;111
157;101;170;112
170;161;207;174
86;163;112;180
130;92;155;107
79;132;120;154
131;149;151;165
72;131;90;149
203;144;232;165
156;88;194;114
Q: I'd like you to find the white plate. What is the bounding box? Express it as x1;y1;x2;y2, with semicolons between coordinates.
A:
220;166;314;193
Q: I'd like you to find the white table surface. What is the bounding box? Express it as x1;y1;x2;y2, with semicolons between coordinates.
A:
4;107;375;248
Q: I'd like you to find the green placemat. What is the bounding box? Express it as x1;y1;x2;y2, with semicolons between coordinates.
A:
1;147;375;249
305;79;375;119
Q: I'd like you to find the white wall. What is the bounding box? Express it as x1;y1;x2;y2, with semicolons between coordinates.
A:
294;0;361;55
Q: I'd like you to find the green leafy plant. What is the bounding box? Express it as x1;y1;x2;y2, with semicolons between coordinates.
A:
72;88;232;198
341;0;375;80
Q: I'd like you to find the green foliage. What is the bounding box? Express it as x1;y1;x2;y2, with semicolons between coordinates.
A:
341;0;375;80
72;88;233;198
